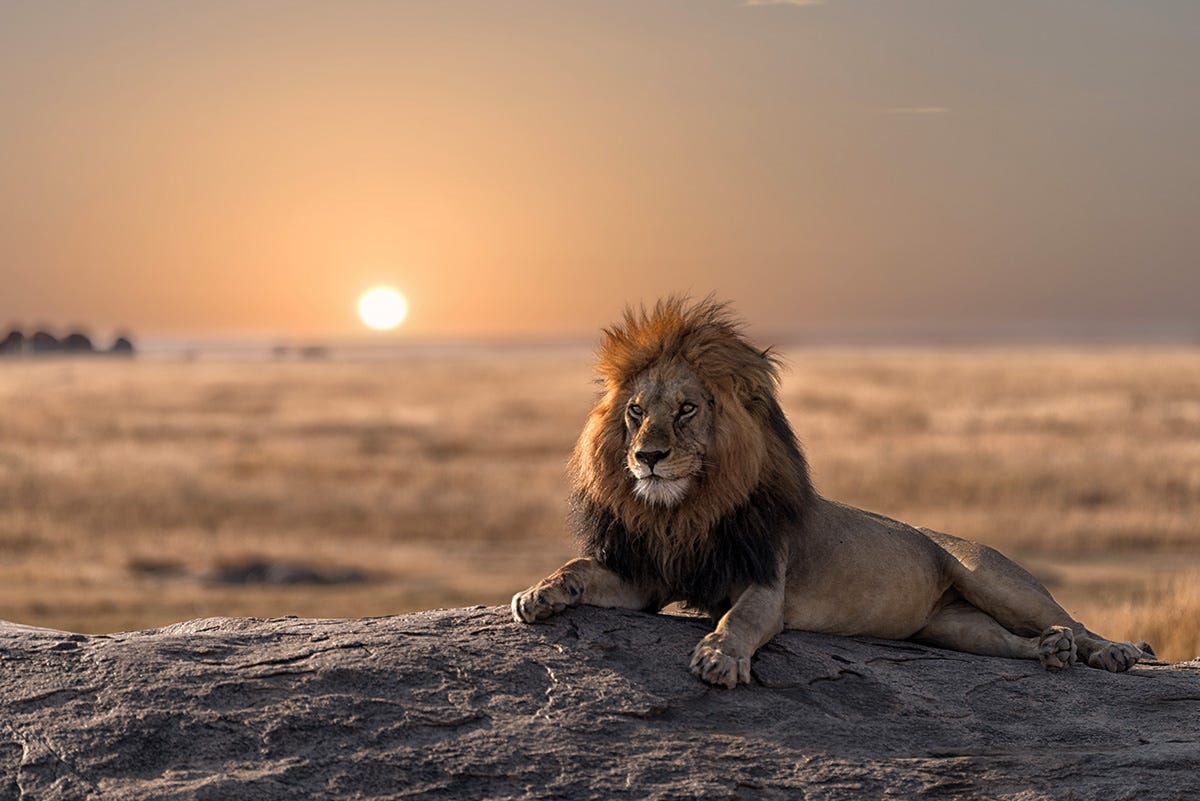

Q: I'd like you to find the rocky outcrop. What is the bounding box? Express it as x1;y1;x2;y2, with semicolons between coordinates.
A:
1;606;1197;800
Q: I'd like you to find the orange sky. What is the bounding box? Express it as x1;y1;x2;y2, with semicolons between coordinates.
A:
1;1;1197;340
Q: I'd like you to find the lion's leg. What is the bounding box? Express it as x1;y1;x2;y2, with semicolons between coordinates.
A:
925;531;1075;636
690;579;785;689
930;532;1141;673
511;557;654;623
913;600;1076;671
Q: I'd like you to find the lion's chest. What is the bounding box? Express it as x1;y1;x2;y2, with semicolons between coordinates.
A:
578;496;785;617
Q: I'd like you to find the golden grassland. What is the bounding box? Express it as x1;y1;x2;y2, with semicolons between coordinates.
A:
1;348;1199;660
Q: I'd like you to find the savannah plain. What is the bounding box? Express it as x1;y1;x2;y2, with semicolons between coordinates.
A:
2;347;1198;661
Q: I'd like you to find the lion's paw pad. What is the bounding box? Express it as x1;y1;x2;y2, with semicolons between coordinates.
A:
1086;641;1141;673
690;639;750;689
1037;625;1076;671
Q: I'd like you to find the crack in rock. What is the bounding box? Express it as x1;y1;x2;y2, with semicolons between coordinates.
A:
3;721;98;798
809;668;866;685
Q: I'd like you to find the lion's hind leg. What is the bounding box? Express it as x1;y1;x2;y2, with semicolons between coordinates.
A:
925;529;1141;673
914;600;1077;671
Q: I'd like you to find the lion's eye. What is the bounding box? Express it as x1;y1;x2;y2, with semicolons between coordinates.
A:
679;403;696;416
628;404;644;418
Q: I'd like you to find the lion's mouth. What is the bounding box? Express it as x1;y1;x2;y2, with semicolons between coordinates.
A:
632;475;691;506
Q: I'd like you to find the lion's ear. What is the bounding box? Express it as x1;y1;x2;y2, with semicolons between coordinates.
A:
730;372;773;411
742;354;783;407
708;397;768;499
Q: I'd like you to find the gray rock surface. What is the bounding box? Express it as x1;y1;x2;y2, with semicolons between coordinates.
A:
1;606;1198;800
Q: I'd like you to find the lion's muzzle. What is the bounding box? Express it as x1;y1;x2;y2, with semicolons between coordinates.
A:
634;449;670;470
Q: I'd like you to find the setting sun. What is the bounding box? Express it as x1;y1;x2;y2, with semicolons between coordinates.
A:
357;287;408;331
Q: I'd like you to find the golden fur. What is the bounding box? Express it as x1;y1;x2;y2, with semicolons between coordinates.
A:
570;297;809;563
514;297;1143;687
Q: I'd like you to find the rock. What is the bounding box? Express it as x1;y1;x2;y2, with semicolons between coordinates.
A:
109;336;135;356
1;606;1197;800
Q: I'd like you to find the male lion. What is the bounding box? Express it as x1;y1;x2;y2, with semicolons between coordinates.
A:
512;298;1142;688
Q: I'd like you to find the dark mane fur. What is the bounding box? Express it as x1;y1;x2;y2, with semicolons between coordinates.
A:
574;393;813;617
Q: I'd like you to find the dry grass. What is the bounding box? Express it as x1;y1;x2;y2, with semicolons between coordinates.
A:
1089;571;1200;661
1;347;1198;660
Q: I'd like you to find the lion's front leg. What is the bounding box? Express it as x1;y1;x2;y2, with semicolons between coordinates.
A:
690;578;785;689
511;557;653;623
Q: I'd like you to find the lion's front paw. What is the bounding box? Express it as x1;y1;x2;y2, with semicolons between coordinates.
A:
690;634;750;689
1037;625;1077;672
511;572;583;623
1086;641;1141;672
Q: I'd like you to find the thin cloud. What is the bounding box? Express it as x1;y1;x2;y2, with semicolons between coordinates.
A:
881;106;952;115
741;1;826;7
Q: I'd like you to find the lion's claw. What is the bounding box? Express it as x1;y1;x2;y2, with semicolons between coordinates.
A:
690;636;750;689
511;573;583;623
1037;625;1077;671
511;587;562;623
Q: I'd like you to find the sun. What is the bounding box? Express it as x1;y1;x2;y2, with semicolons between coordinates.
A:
358;287;408;331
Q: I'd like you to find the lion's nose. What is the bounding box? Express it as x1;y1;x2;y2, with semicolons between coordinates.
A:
635;449;670;469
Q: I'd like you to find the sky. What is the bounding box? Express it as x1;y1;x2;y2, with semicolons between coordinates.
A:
1;0;1197;341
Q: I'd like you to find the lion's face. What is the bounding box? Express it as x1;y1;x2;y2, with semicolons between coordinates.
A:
622;359;714;507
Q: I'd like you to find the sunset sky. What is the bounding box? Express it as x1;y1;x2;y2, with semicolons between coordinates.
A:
2;1;1197;341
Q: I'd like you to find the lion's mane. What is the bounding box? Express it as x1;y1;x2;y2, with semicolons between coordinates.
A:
569;297;814;616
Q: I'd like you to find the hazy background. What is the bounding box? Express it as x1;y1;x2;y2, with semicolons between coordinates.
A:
1;2;1199;658
2;0;1197;341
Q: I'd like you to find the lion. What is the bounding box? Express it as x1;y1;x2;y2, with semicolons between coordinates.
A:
512;297;1144;688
